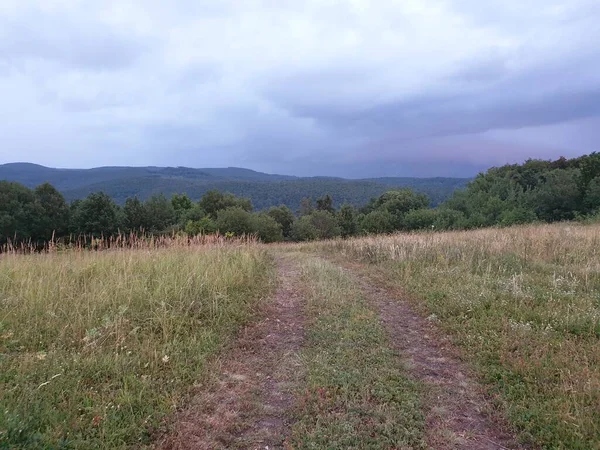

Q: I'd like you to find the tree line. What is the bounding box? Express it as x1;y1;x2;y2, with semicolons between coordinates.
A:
1;153;599;246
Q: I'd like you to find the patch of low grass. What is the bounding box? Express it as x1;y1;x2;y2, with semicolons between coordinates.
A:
310;223;600;449
288;257;425;449
0;245;274;449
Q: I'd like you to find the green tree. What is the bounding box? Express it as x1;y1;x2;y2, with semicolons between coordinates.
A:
267;205;295;238
171;193;193;222
500;207;538;226
374;189;429;228
199;191;252;218
185;217;217;235
359;210;395;234
123;197;148;232
70;192;120;237
584;177;600;212
309;211;341;239
180;204;206;225
34;183;69;240
530;169;580;221
402;208;438;231
0;181;44;243
251;214;284;243
290;215;318;241
298;197;314;216
432;208;467;230
316;194;335;214
338;204;357;237
144;194;176;232
216;207;254;236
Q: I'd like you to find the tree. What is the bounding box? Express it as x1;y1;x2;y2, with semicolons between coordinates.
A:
584;177;600;212
0;181;44;243
144;194;175;232
374;189;429;228
530;169;580;221
316;194;335;214
578;152;600;193
199;191;252;218
290;215;318;241
251;214;284;243
433;208;467;230
123;197;148;232
298;197;314;217
70;192;120;237
185;217;217;235
171;193;193;222
359;210;395;234
338;204;357;237
402;208;438;231
34;183;69;240
180;204;206;225
267;205;295;238
309;211;341;239
216;207;254;236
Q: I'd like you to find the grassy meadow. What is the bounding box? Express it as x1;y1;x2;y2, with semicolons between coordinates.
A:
2;223;600;449
0;239;274;449
309;223;600;449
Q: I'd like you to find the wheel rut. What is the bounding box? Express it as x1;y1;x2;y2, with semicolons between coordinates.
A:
336;260;523;450
158;255;305;450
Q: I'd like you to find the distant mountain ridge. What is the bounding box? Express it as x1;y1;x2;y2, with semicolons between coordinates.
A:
0;162;470;210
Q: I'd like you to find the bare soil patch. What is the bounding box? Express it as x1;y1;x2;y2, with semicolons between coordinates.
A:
158;255;305;450
337;260;523;450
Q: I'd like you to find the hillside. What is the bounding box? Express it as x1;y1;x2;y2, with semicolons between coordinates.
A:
0;163;469;209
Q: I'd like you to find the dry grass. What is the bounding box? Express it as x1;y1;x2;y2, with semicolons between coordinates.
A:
1;232;257;254
306;223;600;449
0;238;274;449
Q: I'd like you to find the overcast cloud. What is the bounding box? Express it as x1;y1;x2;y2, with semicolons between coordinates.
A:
1;0;599;177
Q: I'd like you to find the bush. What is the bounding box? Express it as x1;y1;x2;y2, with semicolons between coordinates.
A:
432;209;467;230
290;216;319;241
216;207;254;236
402;208;438;231
310;211;341;239
251;214;284;243
267;205;295;238
185;217;217;235
359;210;395;234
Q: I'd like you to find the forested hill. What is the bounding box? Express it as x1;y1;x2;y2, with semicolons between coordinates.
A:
0;163;469;209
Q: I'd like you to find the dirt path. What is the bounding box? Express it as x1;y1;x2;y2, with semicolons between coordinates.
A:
337;261;522;450
159;255;305;450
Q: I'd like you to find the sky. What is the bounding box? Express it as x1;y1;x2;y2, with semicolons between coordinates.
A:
1;0;599;177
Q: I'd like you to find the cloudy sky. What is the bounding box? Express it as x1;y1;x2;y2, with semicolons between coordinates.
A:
1;0;599;177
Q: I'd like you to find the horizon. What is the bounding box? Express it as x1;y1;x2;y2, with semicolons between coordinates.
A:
1;1;599;177
0;150;584;180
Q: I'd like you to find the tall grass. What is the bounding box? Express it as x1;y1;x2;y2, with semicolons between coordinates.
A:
309;223;600;449
0;242;274;448
1;232;256;254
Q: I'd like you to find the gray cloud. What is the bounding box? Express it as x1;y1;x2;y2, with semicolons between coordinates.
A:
0;10;146;71
0;0;599;177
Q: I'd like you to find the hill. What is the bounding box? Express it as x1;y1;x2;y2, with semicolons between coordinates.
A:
0;163;469;209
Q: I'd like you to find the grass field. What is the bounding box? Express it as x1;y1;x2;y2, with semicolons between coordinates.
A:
2;223;600;449
0;240;274;449
309;223;600;448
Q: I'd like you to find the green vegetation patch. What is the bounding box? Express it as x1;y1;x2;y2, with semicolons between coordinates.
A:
317;223;600;449
0;246;274;449
288;258;425;449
